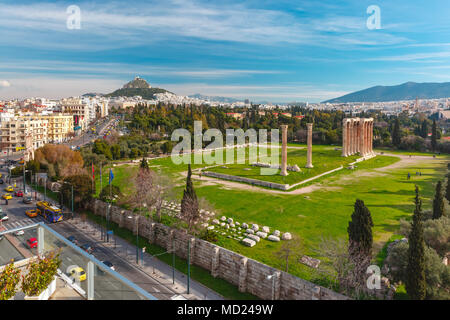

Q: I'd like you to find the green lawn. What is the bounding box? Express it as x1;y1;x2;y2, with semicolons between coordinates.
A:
206;146;360;185
89;145;449;289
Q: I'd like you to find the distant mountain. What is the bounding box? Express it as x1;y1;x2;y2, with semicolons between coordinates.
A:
189;93;242;103
104;77;171;99
323;82;450;103
82;93;104;97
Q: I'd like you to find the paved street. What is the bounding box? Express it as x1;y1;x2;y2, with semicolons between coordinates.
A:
0;165;224;300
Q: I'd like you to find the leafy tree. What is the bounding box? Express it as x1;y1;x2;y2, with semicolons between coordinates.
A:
431;120;437;151
406;186;426;300
60;174;93;210
432;181;444;220
99;185;122;203
392;119;401;147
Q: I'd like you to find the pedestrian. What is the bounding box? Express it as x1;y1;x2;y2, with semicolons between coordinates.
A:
407;172;411;180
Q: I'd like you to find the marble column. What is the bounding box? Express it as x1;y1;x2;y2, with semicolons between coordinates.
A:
306;123;314;168
280;125;288;176
370;121;374;154
342;119;347;157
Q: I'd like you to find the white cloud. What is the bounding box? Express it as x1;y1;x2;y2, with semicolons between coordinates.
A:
0;80;11;88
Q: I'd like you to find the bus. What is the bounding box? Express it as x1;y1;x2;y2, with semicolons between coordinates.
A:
36;201;63;223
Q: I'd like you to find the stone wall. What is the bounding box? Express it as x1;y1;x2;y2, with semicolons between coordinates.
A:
89;199;348;300
202;171;289;191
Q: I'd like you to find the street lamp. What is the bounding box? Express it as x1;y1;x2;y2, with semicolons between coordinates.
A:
62;181;74;219
266;273;277;300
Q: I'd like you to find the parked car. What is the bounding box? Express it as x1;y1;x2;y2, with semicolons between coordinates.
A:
4;186;13;192
0;213;8;221
67;235;78;245
27;237;38;249
14;230;24;236
23;196;33;204
80;243;95;254
14;190;23;197
101;261;115;271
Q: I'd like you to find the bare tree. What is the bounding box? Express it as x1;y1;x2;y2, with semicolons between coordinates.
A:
147;170;173;222
313;237;370;297
275;234;304;272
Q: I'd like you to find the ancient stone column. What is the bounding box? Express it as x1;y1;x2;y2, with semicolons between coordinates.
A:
363;121;367;156
342;119;347;157
280;125;288;176
350;120;355;155
370;120;374;155
306;123;314;168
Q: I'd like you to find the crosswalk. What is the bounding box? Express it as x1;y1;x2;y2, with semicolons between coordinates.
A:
1;216;47;231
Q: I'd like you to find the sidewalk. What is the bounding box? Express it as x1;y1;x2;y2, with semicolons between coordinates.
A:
66;217;224;300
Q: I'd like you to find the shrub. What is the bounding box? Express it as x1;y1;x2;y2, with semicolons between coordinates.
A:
21;251;61;297
0;260;21;300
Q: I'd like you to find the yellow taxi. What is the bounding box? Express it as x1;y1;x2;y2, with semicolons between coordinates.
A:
5;186;14;192
68;266;86;282
2;193;12;200
26;209;38;218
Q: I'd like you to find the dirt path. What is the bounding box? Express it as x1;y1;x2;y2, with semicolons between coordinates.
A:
191;153;443;195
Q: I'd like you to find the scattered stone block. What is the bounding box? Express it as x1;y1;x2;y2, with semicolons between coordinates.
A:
282;232;292;240
262;226;270;233
256;231;267;239
267;235;280;242
273;230;281;237
251;224;259;232
300;255;321;269
225;224;230;229
220;222;225;227
247;234;260;242
241;223;248;229
227;217;233;224
235;222;240;226
246;229;255;234
212;219;220;225
230;223;235;228
207;226;214;230
220;216;226;221
241;238;256;247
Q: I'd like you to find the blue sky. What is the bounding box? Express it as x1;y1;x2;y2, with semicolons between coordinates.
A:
0;0;450;102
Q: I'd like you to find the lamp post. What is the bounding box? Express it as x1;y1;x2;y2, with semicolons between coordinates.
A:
62;181;74;219
266;273;276;300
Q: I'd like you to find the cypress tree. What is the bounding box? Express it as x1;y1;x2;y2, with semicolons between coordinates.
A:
432;181;444;219
406;186;426;300
431;120;437;151
181;164;199;231
392;119;401;147
347;199;374;258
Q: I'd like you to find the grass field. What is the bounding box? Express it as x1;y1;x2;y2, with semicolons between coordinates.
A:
92;145;450;288
206;145;360;185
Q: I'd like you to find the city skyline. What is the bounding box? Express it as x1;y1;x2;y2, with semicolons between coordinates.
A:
1;0;450;102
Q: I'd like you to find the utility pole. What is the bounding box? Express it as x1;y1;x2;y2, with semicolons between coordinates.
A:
71;184;74;219
187;241;190;295
44;176;47;201
172;237;175;285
